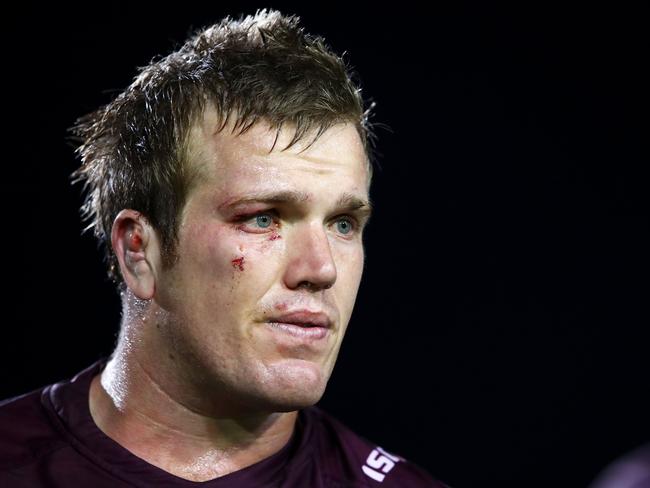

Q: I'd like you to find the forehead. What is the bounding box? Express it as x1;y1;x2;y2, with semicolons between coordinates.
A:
185;107;369;192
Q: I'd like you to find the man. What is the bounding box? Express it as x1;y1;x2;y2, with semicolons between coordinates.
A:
0;10;447;487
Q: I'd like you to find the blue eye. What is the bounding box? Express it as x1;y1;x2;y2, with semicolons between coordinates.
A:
336;218;353;235
256;214;273;228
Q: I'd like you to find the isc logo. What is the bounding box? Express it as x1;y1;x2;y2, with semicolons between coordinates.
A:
362;446;403;482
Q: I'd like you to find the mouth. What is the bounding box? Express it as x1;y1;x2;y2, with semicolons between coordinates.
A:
265;311;332;340
267;310;331;328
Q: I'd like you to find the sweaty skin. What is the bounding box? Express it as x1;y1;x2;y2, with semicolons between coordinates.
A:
89;111;371;482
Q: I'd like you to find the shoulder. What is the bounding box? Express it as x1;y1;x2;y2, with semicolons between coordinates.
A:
303;406;449;487
0;385;66;471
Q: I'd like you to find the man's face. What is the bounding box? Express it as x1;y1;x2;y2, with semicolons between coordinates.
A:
153;110;370;413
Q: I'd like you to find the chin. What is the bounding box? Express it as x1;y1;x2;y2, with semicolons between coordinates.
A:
256;359;330;412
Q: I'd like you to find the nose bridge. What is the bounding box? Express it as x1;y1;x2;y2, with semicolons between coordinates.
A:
284;220;337;290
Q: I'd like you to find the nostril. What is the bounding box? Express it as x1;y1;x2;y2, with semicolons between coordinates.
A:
297;281;317;291
296;281;333;292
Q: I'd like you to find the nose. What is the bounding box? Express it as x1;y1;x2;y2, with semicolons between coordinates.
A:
283;222;337;291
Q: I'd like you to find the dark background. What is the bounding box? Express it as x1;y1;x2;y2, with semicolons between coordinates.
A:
1;2;647;487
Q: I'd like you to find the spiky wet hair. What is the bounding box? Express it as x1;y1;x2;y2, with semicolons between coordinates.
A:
70;9;374;288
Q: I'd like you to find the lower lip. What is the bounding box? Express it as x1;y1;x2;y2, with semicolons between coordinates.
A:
266;322;329;340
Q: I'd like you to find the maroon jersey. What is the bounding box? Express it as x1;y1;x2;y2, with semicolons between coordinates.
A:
1;359;447;487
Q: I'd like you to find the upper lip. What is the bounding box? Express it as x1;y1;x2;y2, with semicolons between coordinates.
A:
266;310;332;329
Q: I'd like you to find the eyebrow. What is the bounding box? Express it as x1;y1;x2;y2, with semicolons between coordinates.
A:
218;190;372;217
335;193;373;218
218;190;311;210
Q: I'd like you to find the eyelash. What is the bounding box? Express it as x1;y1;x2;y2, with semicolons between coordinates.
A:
233;211;280;233
233;211;360;237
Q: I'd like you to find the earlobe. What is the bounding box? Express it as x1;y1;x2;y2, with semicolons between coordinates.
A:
111;210;157;300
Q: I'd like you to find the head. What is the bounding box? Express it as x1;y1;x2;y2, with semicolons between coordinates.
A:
71;10;375;413
71;9;374;285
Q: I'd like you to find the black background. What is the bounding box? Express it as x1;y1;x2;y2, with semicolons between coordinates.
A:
1;2;648;487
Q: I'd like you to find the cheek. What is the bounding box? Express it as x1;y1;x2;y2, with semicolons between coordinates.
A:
182;222;253;287
334;245;365;305
340;243;365;278
231;256;246;271
203;227;286;293
182;221;285;304
235;236;286;276
227;235;285;274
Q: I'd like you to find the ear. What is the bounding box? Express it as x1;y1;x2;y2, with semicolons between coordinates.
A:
111;209;159;300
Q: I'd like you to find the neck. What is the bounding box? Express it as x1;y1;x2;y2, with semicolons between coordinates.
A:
88;319;298;482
